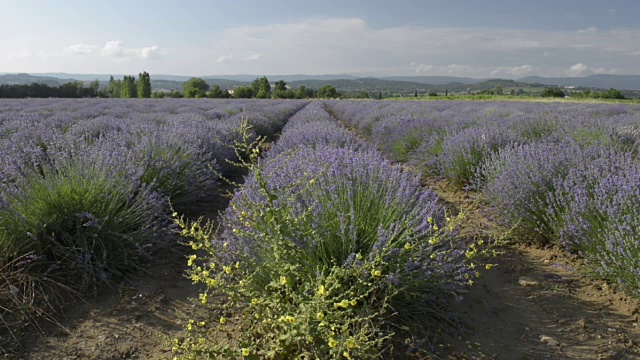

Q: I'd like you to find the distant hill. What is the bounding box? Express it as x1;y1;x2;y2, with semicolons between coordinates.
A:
380;76;484;85
202;74;360;82
0;73;71;86
517;74;640;91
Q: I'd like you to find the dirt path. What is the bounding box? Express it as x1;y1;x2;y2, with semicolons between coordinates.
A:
431;179;640;360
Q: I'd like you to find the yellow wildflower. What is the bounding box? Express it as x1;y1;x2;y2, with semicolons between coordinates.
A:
220;317;227;325
404;243;412;250
328;337;337;348
344;351;351;359
241;348;250;357
187;255;197;267
224;266;232;274
317;285;327;297
316;312;325;321
371;269;381;277
334;299;350;309
427;216;433;223
280;276;287;286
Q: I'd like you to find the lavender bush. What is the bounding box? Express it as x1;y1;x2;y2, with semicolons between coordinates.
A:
549;149;640;294
175;117;472;358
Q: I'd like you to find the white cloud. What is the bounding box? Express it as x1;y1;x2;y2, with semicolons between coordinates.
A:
415;64;433;73
4;17;640;77
100;41;162;59
208;18;640;76
568;63;589;76
577;27;598;33
217;54;233;63
64;43;98;55
608;8;617;14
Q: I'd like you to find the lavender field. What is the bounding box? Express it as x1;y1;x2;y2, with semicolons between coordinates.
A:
3;98;640;358
0;99;307;337
328;100;640;296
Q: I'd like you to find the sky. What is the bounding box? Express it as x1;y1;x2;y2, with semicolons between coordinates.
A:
1;0;639;78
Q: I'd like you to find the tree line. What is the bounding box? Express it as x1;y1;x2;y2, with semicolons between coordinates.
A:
0;81;100;98
153;76;342;99
0;72;152;99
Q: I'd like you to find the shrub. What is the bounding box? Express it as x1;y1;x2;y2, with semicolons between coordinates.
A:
551;149;640;294
477;141;606;243
174;121;472;358
0;152;169;293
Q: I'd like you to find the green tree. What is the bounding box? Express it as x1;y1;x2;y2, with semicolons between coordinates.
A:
207;85;224;98
317;85;338;98
541;88;565;98
108;76;122;98
494;85;504;95
183;77;210;98
272;89;295;99
251;76;270;97
294;86;314;99
274;80;287;92
121;75;137;98
137;71;151;98
88;80;100;97
601;88;625;99
234;86;253;98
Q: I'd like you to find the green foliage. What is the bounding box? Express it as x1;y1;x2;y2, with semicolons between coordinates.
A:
274;80;287;92
108;76;122;98
121;75;138;98
389;130;424;162
317;85;339;98
207;85;227;98
233;86;253;99
0;156;166;293
541;87;565;98
251;76;271;97
183;78;210;98
295;86;315;99
137;71;151;98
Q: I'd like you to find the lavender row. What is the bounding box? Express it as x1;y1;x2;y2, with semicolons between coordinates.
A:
327;100;640;187
327;99;640;296
178;102;472;357
0;99;307;298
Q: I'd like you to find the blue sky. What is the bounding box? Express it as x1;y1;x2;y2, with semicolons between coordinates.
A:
1;0;639;77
